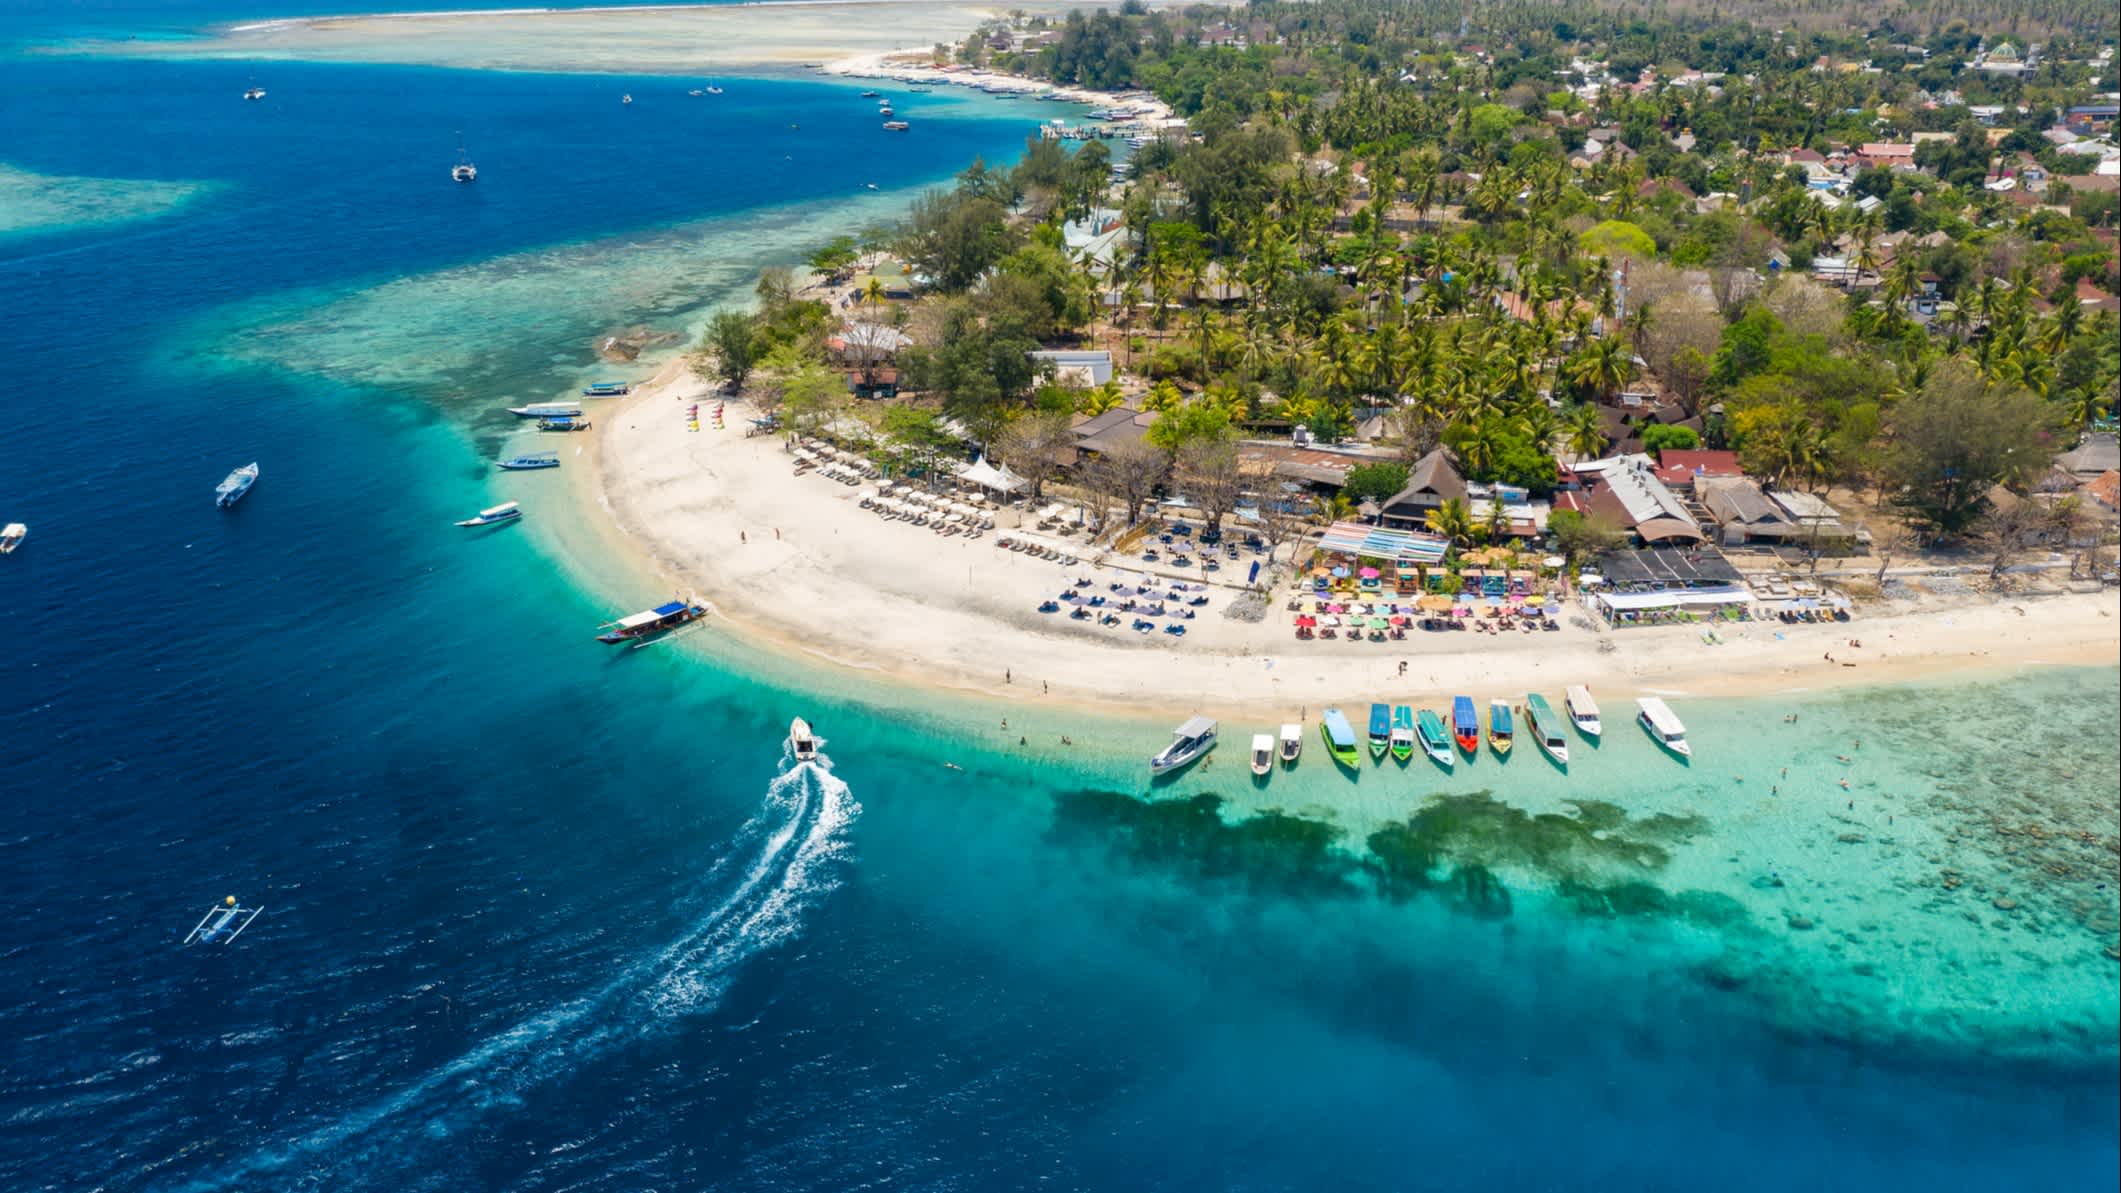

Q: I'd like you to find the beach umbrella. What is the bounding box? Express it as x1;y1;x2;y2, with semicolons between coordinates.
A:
1332;565;1350;579
1389;615;1408;626
1368;617;1389;630
1359;567;1380;580
1525;595;1545;606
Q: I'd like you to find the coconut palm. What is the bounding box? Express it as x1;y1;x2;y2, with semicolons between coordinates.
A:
1564;403;1607;459
1424;497;1477;545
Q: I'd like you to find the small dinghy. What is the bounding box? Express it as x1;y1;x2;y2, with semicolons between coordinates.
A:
185;896;261;945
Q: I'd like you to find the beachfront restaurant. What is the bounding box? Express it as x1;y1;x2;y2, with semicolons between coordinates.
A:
1581;545;1751;626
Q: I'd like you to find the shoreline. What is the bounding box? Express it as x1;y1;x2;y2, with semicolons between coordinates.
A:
582;364;2121;726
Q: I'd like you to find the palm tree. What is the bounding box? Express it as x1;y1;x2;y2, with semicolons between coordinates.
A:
1425;497;1476;545
1563;337;1633;403
861;276;886;312
1517;403;1562;456
1564;403;1607;460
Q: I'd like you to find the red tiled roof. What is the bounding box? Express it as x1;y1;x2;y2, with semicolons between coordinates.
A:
1654;449;1742;487
2087;470;2121;510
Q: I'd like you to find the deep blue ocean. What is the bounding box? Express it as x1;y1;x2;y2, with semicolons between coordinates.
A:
2;4;2116;1191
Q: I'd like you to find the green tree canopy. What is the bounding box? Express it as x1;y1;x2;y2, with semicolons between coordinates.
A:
1884;362;2062;540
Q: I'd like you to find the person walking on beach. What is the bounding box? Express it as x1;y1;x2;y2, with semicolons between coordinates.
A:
740;531;747;544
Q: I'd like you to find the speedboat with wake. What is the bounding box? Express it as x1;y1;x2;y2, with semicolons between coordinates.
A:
788;717;821;763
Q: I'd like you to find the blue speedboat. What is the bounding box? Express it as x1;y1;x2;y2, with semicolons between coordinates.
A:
214;462;259;509
537;416;591;432
497;452;559;470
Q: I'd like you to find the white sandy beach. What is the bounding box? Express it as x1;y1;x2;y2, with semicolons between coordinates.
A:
578;366;2121;722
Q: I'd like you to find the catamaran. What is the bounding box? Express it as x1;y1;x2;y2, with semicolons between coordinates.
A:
1450;696;1479;756
596;596;707;644
1415;708;1453;767
1389;705;1416;763
1249;734;1274;777
581;381;631;397
455;501;521;528
1366;703;1391;760
1488;699;1514;758
1318;708;1360;769
788;717;820;762
1524;694;1570;766
451;134;476;182
1636;697;1692;757
1565;684;1602;738
1150;716;1217;775
0;522;25;554
215;463;259;509
185;895;261;945
1277;722;1302;767
497;452;559;470
508;402;583;418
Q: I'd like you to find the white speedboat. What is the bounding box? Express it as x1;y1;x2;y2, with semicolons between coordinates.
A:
788;717;820;763
1565;684;1602;738
0;522;24;554
1249;733;1274;777
1149;715;1216;775
621;93;633;105
215;462;259;509
1277;722;1302;767
1636;697;1691;757
242;86;265;101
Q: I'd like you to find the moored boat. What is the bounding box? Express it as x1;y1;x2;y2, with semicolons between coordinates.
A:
0;522;25;554
508;402;583;418
1450;696;1479;755
1150;716;1217;775
788;717;820;762
455;500;521;528
581;381;631;397
1249;733;1274;777
1366;703;1391;760
1318;708;1360;769
858;90;881;98
882;120;910;131
1389;704;1415;762
1488;699;1514;758
596;596;707;644
1415;708;1453;767
537;416;590;432
215;462;259;509
1636;697;1692;757
1565;684;1602;738
243;86;266;101
497;452;559;470
1524;694;1570;765
1277;722;1302;767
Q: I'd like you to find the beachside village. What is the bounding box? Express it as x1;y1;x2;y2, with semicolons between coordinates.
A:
679;0;2120;657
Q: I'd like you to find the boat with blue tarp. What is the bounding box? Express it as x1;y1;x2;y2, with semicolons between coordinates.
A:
581;381;630;397
1319;708;1360;769
1366;703;1391;759
596;596;707;644
1451;696;1479;755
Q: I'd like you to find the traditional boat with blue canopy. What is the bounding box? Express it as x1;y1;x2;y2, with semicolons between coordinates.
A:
1416;708;1453;767
455;501;521;528
1451;696;1479;755
1318;708;1360;769
596;596;707;644
1487;699;1514;758
581;381;631;397
508;402;581;418
497;452;559;471
1366;703;1391;759
1524;693;1570;766
1389;705;1415;762
538;416;590;432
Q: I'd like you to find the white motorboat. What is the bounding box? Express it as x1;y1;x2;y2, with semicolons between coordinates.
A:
788;717;820;763
215;462;259;509
1249;734;1274;777
1565;684;1602;737
1277;722;1302;767
455;501;521;528
1149;715;1216;775
1636;697;1691;758
0;522;25;554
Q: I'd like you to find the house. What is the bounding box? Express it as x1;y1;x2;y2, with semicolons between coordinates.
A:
2076;278;2121;314
1571;454;1706;544
2066;105;2119;136
1068;406;1158;461
1856;142;1917;170
1029;349;1114;387
1768;489;1860;547
2056;433;2120;481
1376;448;1467;529
1653;449;1742;489
1696;476;1797;545
2084;469;2121;513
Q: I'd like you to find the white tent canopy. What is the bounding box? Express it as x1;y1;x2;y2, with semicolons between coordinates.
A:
957;455;1028;494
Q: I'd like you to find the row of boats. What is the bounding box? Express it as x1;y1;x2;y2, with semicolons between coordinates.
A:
1150;690;1693;776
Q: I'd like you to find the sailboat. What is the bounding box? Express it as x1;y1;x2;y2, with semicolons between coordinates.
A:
451;132;477;183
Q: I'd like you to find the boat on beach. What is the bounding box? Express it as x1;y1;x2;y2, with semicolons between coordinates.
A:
1565;684;1601;737
185;895;261;945
595;596;707;644
215;463;259;509
0;522;25;554
508;402;583;418
788;717;820;762
1277;722;1301;767
1318;708;1360;769
1488;699;1514;758
537;416;590;432
1150;715;1217;775
1249;733;1274;777
1450;696;1479;755
1636;697;1692;757
1524;694;1570;765
1389;705;1415;762
455;501;521;528
581;381;631;397
497;452;559;470
1366;703;1391;760
1415;708;1453;767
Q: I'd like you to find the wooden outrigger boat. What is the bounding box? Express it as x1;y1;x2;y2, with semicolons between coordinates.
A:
1366;703;1391;760
185;895;261;945
1415;708;1453;768
1488;699;1514;758
1450;696;1480;756
1565;684;1602;738
596;596;707;644
1389;705;1415;762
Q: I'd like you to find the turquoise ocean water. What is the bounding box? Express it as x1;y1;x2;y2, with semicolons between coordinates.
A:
1;4;2116;1189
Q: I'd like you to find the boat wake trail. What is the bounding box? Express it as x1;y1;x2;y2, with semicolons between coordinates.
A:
176;756;858;1191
